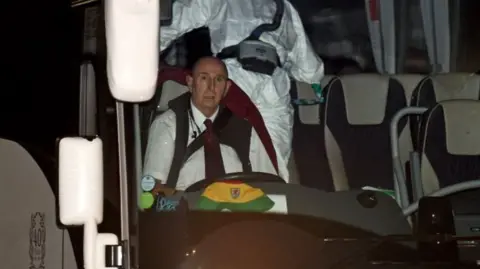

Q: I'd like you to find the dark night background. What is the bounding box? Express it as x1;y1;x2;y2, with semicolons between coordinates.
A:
2;1;76;152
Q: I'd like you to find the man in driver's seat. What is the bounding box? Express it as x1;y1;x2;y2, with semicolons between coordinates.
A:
143;56;282;191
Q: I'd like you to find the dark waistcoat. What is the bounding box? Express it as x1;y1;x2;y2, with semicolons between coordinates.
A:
165;93;253;187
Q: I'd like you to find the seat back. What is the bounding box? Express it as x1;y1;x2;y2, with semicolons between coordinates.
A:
140;80;190;156
291;76;336;189
392;74;426;103
157;80;190;113
392;74;426;159
295;75;336;125
391;74;427;201
411;73;480;147
413;73;480;106
0;138;78;269
324;74;411;191
419;100;480;195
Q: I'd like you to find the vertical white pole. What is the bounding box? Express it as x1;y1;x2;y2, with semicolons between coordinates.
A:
79;6;99;137
79;62;98;137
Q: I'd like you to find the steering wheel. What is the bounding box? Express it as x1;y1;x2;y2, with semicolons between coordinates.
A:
185;172;286;193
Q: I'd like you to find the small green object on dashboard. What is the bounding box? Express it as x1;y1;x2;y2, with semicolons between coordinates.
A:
140;192;155;209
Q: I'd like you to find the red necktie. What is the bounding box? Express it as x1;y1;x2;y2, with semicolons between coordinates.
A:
203;119;225;179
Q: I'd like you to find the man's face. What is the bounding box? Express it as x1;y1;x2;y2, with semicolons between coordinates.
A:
187;58;231;115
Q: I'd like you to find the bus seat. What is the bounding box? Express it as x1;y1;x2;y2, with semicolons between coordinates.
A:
418;100;480;215
156;80;189;113
392;74;425;102
324;74;410;191
392;74;427;180
287;77;336;186
295;75;336;125
140;78;189;155
0;138;78;269
291;76;337;190
411;73;480;148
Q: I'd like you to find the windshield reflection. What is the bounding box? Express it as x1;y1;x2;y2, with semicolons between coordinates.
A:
137;210;420;269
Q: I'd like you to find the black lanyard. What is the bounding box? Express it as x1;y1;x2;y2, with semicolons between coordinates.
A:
188;108;202;139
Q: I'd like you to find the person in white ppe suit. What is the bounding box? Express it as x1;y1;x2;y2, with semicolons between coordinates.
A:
160;0;324;181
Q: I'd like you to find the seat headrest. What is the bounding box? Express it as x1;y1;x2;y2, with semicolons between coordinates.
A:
336;74;392;125
428;73;480;101
437;100;480;155
157;80;189;111
320;75;335;89
155;67;192;111
392;74;425;100
296;75;336;124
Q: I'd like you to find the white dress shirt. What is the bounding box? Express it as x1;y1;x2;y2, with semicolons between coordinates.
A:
143;101;285;190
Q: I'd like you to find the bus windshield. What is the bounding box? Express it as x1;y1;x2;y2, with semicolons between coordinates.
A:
114;1;480;268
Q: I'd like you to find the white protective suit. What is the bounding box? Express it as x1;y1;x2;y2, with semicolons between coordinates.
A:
160;0;324;181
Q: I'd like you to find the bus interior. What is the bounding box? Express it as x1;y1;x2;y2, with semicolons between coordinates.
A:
2;0;480;268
